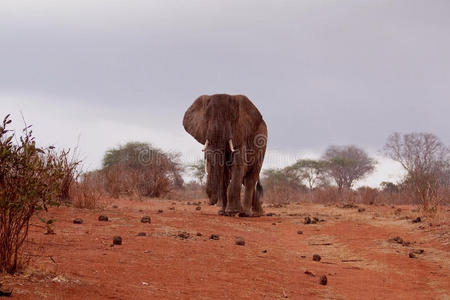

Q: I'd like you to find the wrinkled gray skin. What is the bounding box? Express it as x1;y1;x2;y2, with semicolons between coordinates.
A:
183;94;267;216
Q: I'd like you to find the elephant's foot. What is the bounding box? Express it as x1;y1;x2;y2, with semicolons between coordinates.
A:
238;212;250;218
238;208;252;218
250;209;264;217
223;210;239;217
224;206;242;217
208;197;218;205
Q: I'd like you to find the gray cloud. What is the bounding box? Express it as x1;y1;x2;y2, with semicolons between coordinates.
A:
1;1;449;185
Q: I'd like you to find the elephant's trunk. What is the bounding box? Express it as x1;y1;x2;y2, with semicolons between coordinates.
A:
204;121;233;207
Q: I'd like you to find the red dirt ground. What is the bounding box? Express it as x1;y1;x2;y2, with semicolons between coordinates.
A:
1;199;449;299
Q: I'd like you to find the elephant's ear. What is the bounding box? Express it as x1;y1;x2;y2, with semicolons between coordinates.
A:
233;95;263;134
183;95;210;144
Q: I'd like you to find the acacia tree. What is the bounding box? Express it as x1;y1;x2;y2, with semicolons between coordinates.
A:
383;132;449;210
285;159;329;190
189;159;206;185
322;145;376;191
102;142;183;197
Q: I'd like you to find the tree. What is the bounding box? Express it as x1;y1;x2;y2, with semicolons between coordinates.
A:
322;145;376;190
380;181;399;194
102;142;183;197
189;159;206;185
383;132;449;210
285;159;329;190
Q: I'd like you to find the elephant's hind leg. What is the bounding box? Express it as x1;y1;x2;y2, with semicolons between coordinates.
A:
251;180;264;217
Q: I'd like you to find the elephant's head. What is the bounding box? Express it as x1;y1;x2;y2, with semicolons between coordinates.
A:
183;94;262;206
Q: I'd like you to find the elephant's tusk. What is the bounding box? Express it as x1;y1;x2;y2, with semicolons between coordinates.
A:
202;140;209;152
204;161;208;175
229;139;235;152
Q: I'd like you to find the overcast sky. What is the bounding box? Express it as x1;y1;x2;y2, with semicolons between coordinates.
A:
1;1;449;186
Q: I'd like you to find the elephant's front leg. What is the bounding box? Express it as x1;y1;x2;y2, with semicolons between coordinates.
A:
225;153;243;216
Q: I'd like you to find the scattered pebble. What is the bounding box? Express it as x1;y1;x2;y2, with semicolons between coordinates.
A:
412;217;422;223
297;230;303;235
169;207;175;211
389;236;411;247
210;234;220;240
409;252;416;258
313;254;322;262
304;270;315;277
178;232;190;239
235;237;245;246
157;209;163;213
265;212;275;216
195;206;201;211
141;216;151;223
196;232;202;237
358;208;366;213
73;218;83;224
272;223;276;226
319;275;328;285
137;232;146;236
98;215;108;222
262;249;267;253
304;216;318;224
113;236;122;245
112;205;118;209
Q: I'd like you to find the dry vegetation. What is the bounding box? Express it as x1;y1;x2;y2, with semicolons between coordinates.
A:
1;112;449;297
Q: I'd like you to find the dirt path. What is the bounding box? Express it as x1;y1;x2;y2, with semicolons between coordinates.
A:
1;199;449;299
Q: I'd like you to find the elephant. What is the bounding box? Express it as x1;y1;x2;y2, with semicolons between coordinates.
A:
183;94;267;217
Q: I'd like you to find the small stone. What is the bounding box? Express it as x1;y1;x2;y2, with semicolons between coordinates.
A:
409;252;416;258
187;202;191;205
235;237;245;246
358;208;366;213
196;232;202;236
313;254;322;262
413;249;424;255
137;232;146;236
98;215;108;222
141;216;151;223
113;236;122;245
297;230;303;235
73;218;83;224
210;234;220;240
304;270;315;277
169;207;175;211
272;223;276;225
178;231;190;239
195;206;201;211
0;288;12;297
265;212;275;216
157;209;163;213
412;217;422;223
304;217;311;224
319;275;328;285
112;205;118;209
262;249;267;253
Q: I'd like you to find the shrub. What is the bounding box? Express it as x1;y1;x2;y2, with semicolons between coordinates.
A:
102;142;184;198
70;170;107;209
0;115;70;273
